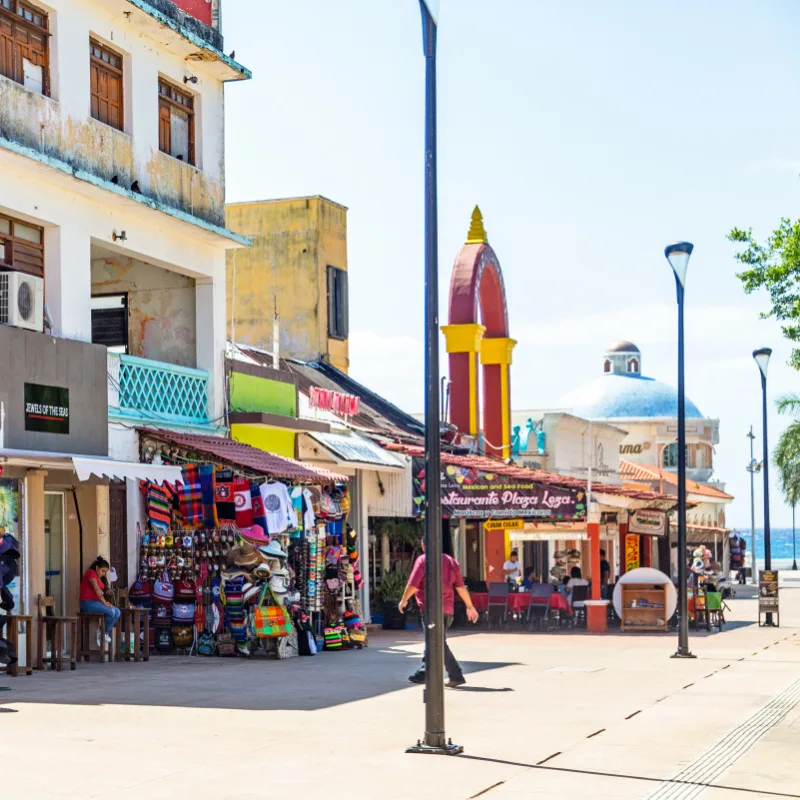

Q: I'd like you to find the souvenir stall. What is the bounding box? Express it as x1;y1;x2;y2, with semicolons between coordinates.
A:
130;432;368;658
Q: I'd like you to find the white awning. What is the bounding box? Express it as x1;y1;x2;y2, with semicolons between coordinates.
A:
72;457;183;484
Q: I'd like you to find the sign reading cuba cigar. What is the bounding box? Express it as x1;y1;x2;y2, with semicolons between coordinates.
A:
413;459;585;521
24;383;69;434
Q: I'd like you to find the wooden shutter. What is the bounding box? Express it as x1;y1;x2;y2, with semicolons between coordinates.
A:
12;240;43;277
327;266;337;338
158;101;171;154
338;270;349;339
90;40;123;132
0;15;13;81
109;482;128;591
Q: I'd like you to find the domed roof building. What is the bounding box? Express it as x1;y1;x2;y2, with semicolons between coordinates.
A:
559;341;704;420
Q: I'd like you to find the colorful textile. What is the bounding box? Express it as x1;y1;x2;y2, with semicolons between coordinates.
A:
251;483;268;531
199;465;219;529
180;466;203;528
145;482;171;532
234;479;253;528
215;468;236;525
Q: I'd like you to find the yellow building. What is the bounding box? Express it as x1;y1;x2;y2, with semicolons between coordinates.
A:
225;196;350;373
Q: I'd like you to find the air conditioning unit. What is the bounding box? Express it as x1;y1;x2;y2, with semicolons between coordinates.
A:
0;271;44;332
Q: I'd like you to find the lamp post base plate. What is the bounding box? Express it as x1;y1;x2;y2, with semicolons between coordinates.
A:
407;741;464;756
671;651;697;659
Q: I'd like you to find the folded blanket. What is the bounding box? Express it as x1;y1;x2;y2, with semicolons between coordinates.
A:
199;465;219;529
180;466;203;528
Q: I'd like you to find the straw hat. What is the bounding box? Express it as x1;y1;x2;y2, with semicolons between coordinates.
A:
229;543;261;569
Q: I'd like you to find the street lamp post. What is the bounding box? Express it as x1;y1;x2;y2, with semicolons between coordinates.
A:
407;0;461;757
753;347;774;624
665;242;695;659
746;427;761;586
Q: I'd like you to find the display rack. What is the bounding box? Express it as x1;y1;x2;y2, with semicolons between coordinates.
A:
620;583;668;632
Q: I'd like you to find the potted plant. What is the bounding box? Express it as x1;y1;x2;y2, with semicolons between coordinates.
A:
378;569;410;630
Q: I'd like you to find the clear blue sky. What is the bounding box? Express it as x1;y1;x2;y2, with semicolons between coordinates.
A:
224;0;800;529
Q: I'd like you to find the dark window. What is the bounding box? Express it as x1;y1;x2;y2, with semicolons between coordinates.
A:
0;0;48;95
662;443;690;469
91;293;128;353
603;359;611;373
327;265;348;340
0;213;43;277
158;78;195;164
90;38;124;131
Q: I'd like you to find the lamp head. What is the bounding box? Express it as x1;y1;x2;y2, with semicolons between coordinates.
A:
664;242;694;289
420;0;440;24
753;347;772;379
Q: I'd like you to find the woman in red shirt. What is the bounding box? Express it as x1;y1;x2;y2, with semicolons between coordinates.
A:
79;557;120;642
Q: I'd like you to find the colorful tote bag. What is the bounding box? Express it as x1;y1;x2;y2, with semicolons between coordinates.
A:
253;585;292;639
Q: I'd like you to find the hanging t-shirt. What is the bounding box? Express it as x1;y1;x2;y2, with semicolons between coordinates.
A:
290;486;305;529
302;488;316;531
259;482;296;534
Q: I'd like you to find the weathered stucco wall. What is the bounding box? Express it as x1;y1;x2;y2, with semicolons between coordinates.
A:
0;0;227;226
92;254;197;367
226;196;349;372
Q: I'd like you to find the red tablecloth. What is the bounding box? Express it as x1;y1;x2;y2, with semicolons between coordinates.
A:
471;591;572;616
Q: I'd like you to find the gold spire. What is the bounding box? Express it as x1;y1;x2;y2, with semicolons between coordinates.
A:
466;205;488;245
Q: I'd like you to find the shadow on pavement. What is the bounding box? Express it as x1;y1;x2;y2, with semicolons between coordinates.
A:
457;754;800;798
0;633;520;712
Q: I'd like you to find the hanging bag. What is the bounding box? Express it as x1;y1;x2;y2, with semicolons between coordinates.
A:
253;584;292;638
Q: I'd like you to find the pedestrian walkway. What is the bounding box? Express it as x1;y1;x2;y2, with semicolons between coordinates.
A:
2;590;799;799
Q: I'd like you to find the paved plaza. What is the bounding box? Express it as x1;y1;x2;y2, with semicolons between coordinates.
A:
3;587;800;799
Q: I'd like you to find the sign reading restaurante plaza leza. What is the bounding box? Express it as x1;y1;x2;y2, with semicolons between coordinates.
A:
413;460;585;521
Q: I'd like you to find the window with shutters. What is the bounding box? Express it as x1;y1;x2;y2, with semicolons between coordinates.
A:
0;0;49;95
158;78;195;165
0;213;44;278
91;294;128;353
327;266;348;340
90;39;124;132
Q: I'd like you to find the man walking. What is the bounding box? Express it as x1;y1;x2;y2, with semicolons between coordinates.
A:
399;541;479;688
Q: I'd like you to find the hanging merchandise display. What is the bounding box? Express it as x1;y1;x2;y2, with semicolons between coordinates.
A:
131;456;367;660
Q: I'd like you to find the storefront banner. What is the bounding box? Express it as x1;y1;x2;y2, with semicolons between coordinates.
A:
413;459;586;521
629;509;667;536
759;570;779;611
625;534;640;573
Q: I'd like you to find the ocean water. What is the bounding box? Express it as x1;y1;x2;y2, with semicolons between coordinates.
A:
739;528;800;572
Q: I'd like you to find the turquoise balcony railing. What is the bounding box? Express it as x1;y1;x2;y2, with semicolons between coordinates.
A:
108;353;209;426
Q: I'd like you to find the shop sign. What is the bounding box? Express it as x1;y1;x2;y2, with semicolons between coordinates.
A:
629;509;667;536
484;518;524;532
619;444;644;455
759;570;779;611
309;386;360;416
413;459;585;521
625;534;640;572
24;383;69;434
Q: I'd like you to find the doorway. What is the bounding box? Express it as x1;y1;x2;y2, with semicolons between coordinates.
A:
44;492;66;615
109;482;128;590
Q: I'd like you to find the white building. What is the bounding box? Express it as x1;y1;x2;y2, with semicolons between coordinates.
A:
0;0;248;627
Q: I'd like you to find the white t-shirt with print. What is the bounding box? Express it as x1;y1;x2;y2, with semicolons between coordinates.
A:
503;559;522;580
259;482;296;534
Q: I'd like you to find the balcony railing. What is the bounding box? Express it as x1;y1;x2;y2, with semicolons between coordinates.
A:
108;353;209;427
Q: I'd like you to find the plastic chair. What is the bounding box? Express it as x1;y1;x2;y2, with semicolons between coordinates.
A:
487;582;509;630
570;585;589;627
526;584;554;631
706;591;724;631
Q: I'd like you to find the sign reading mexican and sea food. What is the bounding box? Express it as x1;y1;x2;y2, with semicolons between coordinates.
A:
413;459;585;521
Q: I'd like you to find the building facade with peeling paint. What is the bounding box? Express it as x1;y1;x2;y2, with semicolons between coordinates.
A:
0;0;249;642
225;196;350;374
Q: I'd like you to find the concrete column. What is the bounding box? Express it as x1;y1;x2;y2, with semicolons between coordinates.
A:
126;477;145;587
24;471;46;663
195;268;226;425
43;226;92;342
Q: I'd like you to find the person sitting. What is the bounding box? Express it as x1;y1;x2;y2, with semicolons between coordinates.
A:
79;556;121;644
565;566;589;606
521;567;535;591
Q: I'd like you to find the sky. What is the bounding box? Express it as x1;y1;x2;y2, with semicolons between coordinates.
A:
223;0;800;528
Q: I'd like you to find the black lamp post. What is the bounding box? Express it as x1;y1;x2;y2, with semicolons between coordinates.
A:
407;0;461;757
753;347;773;623
665;242;695;659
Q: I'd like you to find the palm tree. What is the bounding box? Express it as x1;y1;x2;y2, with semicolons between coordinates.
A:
775;394;800;569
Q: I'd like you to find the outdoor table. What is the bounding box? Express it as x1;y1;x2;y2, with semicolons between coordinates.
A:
470;592;572;617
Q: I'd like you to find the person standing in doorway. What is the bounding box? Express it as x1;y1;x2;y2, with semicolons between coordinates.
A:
399;541;479;688
600;549;611;599
503;549;522;584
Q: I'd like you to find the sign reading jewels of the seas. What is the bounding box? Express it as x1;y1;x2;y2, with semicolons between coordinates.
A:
24;383;69;434
437;464;585;521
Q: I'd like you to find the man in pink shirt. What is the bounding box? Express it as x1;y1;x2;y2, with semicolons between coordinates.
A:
399;542;479;688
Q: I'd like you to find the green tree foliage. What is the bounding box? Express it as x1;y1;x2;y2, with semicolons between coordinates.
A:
774;394;800;509
729;220;800;369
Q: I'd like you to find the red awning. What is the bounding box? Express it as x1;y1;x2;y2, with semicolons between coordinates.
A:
139;429;347;483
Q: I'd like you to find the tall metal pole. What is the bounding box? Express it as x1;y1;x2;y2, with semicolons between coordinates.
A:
408;0;460;757
761;370;771;576
673;281;693;657
793;504;797;570
748;427;758;585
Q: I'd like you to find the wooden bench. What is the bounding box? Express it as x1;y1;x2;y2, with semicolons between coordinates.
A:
77;613;115;663
117;608;150;663
37;596;77;672
0;614;33;677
